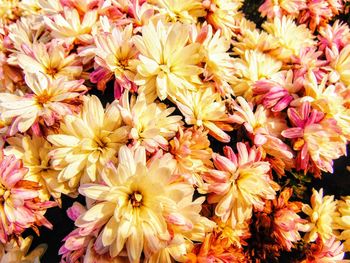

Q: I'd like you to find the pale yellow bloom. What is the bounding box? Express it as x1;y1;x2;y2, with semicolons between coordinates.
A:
329;44;350;87
204;0;244;40
0;0;21;24
118;91;183;152
176;87;235;143
0;73;87;134
262;16;315;62
5;135;74;202
231;51;282;99
199;25;236;95
17;42;82;80
133;21;202;101
44;7;98;44
47;95;130;189
302;188;338;243
77;145;211;262
151;0;206;23
94;23;138;83
335;196;350;251
0;236;46;263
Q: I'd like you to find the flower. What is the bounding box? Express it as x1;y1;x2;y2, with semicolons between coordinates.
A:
318;20;350;51
0;152;56;243
133;20;202;101
262;16;315;62
231;51;282;99
44;7;98;44
5;134;74;202
303;235;345;262
0;236;47;263
328;44;350;86
302;188;338;243
0;73;87;135
76;145;211;262
259;0;307;19
203;143;277;227
334;196;350;251
16;41;82;80
203;0;244;40
198;25;236;95
152;0;206;23
169;126;212;186
91;23;138;97
176;87;235;143
118;91;182;152
282;101;346;174
47;95;130;189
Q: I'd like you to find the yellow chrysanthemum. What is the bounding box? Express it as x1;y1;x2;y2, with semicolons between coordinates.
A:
231;51;282;99
118;91;183;152
0;0;21;24
199;25;235;95
17;42;82;80
151;0;206;23
44;7;98;44
76;145;213;262
176;87;235;143
0;73;87;134
203;0;244;40
329;44;350;87
302;188;338;243
335;196;350;251
0;236;46;262
262;16;315;62
133;21;202;101
5;135;74;202
47;95;130;189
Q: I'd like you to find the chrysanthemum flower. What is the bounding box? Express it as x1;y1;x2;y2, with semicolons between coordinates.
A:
0;73;87;135
334;196;350;251
118;91;182;152
76;145;212;262
91;23;138;97
203;0;244;40
198;25;235;95
298;0;343;32
16;42;82;80
302;188;338;243
44;7;98;44
253;70;299;112
303;235;345;262
203;143;277;227
176;87;235;143
318;20;350;51
151;0;206;23
0;236;47;262
262;16;315;62
259;0;307;19
186;232;249;263
169;126;212;186
48;95;129;189
327;44;350;86
5;135;74;202
231;50;282;99
0;0;21;24
0;152;56;243
133;20;202;101
282;101;346;174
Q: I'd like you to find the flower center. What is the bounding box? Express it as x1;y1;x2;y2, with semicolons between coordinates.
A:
46;67;58;77
129;191;143;207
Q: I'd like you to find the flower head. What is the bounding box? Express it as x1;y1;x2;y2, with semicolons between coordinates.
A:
302;188;338;243
0;73;87;135
133;20;202;101
203;143;277;227
47;95;130;189
0;152;55;243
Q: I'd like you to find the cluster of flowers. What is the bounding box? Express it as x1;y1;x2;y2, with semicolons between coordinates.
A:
0;0;350;262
